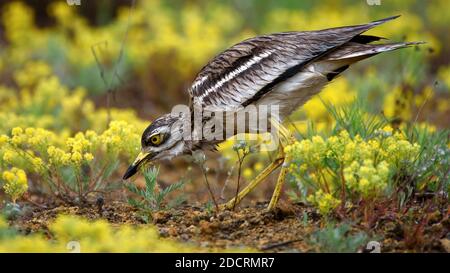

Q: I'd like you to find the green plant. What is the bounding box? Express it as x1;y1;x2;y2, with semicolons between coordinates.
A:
231;140;255;210
285;100;449;224
0;120;141;205
308;223;370;253
1;167;28;203
126;167;187;222
401;125;449;209
191;151;219;211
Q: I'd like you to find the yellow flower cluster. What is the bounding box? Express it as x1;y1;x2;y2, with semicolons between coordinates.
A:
14;61;52;87
344;160;390;198
0;215;200;253
0;57;149;200
0;117;143;201
99;120;141;159
0;1;249;95
0;60;146;135
285;135;328;168
1;167;28;203
0;215;253;253
285;127;421;214
66;133;95;166
3;120;140;169
307;190;341;216
10;127;60;148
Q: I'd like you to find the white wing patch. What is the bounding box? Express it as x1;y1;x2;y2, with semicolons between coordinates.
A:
197;50;274;103
191;76;208;90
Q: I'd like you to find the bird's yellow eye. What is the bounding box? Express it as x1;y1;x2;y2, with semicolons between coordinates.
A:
150;134;162;145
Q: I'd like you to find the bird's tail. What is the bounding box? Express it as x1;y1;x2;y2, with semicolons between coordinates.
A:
324;41;425;62
315;15;425;81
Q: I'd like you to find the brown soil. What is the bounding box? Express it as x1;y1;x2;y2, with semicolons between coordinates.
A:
11;200;449;253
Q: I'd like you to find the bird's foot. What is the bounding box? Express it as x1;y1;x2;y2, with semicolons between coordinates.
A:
219;199;238;211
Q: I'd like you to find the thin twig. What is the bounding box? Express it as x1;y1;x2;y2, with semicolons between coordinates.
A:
232;146;251;210
200;164;219;211
233;152;243;210
259;239;302;251
339;165;346;210
220;165;235;201
413;85;432;125
23;195;48;209
90;0;136;123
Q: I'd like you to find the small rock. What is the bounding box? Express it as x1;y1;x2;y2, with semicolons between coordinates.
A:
180;234;190;241
428;211;442;224
215;240;228;248
440;238;450;253
187;224;200;234
153;211;170;224
429;223;443;234
158;227;169;237
200;220;219;234
220;219;233;230
217;211;231;221
249;216;262;225
385;222;403;239
239;221;249;229
168;227;178;236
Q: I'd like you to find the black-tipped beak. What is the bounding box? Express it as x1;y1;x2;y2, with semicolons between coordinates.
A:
122;151;153;180
123;163;139;180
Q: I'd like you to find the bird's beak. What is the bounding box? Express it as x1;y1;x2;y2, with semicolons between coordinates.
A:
122;151;154;180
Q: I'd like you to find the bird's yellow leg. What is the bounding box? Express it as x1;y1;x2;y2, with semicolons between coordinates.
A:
270;116;295;146
221;156;284;210
267;151;291;211
221;118;294;211
266;117;294;211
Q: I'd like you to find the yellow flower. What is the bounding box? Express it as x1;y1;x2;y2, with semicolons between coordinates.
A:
254;162;264;172
307;189;341;216
11;127;23;136
243;168;253;179
2;150;16;163
71;152;83;165
0;134;9;145
0;215;234;253
2;167;28;203
14;61;51;87
381;125;393;134
84;153;94;162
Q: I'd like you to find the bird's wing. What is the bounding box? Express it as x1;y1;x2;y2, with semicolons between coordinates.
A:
188;16;399;110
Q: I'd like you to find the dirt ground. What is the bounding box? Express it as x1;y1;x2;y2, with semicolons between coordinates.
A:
10;200;450;253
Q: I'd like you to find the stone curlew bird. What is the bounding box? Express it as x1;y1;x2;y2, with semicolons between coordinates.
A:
123;15;422;210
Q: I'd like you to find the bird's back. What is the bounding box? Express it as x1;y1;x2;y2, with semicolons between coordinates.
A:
187;16;422;138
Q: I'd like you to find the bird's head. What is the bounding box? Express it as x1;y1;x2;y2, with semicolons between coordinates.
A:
122;113;188;180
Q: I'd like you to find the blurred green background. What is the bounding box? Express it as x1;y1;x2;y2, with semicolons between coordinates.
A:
0;0;448;125
0;0;448;204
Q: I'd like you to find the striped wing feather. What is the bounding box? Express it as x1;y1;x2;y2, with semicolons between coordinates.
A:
188;16;400;110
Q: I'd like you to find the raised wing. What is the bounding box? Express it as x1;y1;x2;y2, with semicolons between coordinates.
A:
188;16;399;110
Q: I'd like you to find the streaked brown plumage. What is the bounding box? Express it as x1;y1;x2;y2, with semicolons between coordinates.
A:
124;15;422;210
189;15;420;110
